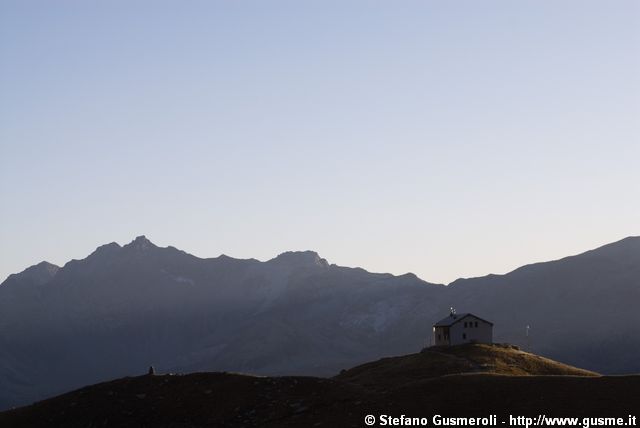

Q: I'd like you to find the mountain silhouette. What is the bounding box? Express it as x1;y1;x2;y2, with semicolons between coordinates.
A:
0;235;638;410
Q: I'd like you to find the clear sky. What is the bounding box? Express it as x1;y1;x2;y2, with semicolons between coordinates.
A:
1;1;638;284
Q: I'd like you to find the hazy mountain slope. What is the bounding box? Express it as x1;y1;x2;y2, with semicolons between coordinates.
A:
0;235;638;411
0;236;445;410
446;236;640;373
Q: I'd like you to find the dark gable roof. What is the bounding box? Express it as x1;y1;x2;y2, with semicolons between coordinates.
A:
434;313;493;327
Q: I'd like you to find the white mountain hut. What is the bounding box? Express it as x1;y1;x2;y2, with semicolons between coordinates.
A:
433;310;493;346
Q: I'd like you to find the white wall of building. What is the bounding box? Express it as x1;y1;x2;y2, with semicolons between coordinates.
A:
449;315;492;345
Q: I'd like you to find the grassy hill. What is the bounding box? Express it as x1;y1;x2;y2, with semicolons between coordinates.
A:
335;343;598;390
1;344;637;428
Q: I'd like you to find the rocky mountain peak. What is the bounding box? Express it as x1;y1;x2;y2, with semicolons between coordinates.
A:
2;261;60;287
270;250;329;268
124;235;156;252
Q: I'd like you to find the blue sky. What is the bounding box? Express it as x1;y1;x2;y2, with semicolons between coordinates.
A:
1;1;638;284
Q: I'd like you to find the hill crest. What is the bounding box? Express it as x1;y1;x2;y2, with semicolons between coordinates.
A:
334;343;598;391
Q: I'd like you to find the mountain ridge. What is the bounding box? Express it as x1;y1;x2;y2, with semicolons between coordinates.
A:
7;234;638;287
0;235;638;411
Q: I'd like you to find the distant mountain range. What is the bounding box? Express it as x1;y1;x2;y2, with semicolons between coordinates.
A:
1;235;639;410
